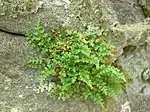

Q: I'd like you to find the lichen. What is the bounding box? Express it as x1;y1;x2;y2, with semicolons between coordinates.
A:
0;0;43;18
67;0;103;31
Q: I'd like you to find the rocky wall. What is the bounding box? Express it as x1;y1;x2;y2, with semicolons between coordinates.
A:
0;0;150;112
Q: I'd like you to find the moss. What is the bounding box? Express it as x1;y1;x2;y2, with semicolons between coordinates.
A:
0;0;43;18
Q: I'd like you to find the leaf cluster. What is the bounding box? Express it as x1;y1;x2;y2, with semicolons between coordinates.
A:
26;22;127;107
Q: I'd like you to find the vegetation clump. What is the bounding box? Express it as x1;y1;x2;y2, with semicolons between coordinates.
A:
26;21;127;107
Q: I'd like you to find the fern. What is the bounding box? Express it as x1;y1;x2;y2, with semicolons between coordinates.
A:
26;21;127;107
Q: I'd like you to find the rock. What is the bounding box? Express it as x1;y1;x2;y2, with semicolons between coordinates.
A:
0;0;145;35
0;0;150;112
141;68;150;81
138;0;150;17
0;0;69;34
118;44;150;112
111;22;150;46
11;108;21;112
66;0;103;31
102;0;144;24
104;22;150;58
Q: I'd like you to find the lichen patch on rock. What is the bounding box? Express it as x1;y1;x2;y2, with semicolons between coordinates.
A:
0;0;43;18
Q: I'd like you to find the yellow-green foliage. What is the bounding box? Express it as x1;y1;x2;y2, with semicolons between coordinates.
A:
26;21;127;107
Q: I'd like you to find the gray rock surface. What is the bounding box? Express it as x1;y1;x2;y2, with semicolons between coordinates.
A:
0;0;69;34
118;44;150;112
0;0;145;35
102;0;144;24
1;0;150;112
138;0;150;17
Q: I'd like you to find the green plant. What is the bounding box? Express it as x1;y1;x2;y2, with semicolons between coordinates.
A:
26;21;127;107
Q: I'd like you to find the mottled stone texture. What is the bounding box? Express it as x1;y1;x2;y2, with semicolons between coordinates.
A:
138;0;150;17
0;0;145;34
0;0;69;34
119;44;150;112
102;0;144;24
0;0;150;112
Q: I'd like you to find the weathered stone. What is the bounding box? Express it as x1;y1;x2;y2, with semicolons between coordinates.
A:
105;22;150;58
118;44;150;112
138;0;150;17
0;0;69;34
102;0;144;24
0;0;150;112
66;0;103;31
0;0;145;35
0;0;43;18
